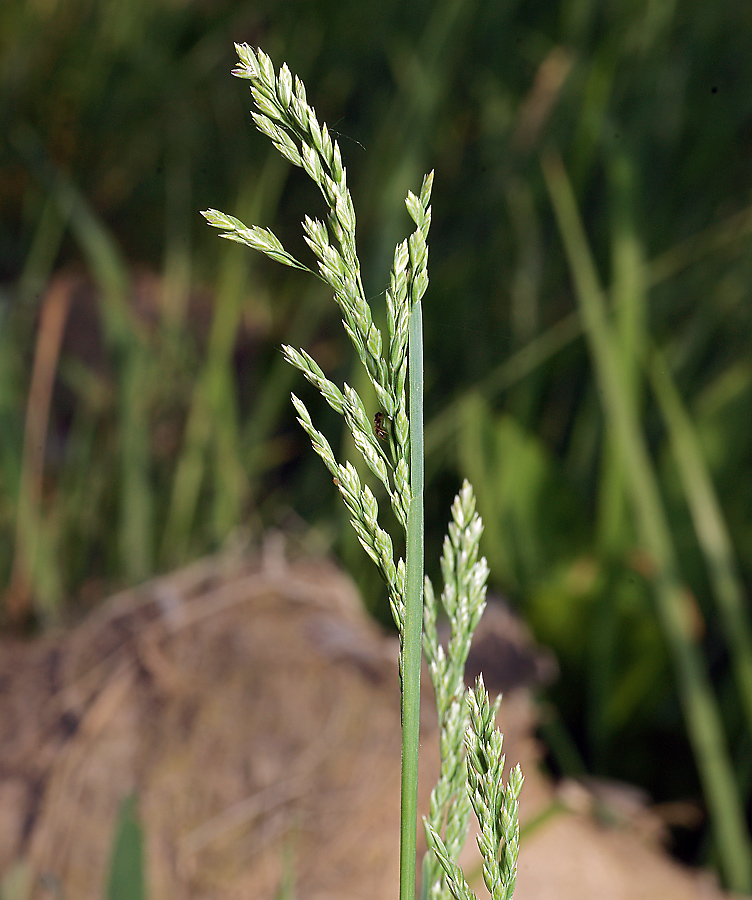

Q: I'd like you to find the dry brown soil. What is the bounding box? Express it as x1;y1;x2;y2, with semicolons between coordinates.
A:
0;537;733;900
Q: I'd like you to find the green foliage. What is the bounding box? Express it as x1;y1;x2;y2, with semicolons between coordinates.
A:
544;149;752;890
456;400;585;591
0;862;32;900
107;794;146;900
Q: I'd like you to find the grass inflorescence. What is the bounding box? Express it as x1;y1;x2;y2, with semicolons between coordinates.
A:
203;43;522;900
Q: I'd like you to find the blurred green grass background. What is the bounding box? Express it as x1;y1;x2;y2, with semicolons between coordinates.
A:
2;0;752;887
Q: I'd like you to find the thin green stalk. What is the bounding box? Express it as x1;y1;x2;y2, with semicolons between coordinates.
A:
543;149;752;893
18;193;69;309
402;298;425;900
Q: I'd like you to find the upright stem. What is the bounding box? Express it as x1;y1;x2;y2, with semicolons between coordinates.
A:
401;298;425;900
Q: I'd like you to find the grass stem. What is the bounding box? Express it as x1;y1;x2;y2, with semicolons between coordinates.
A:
401;298;425;900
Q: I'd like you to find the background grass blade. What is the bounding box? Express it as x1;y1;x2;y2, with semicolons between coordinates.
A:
650;346;752;743
7;276;70;621
107;794;146;900
542;148;752;893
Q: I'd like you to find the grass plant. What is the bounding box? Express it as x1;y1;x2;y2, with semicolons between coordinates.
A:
4;1;752;889
203;43;523;900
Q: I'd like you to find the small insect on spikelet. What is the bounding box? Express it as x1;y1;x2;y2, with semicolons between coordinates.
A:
374;411;390;441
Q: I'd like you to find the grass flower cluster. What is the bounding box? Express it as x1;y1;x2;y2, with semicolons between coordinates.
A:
422;485;523;900
203;43;522;900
